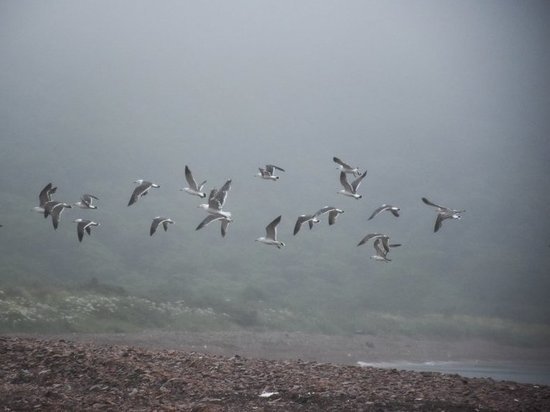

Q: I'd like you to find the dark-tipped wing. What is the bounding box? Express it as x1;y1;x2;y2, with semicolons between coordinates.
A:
314;206;334;217
357;233;383;247
434;213;445;232
266;164;285;173
150;217;161;236
39;183;54;206
293;215;312;236
351;171;367;192
266;215;281;240
422;197;447;210
333;157;350;168
82;194;98;207
76;221;87;242
128;182;150;206
196;214;222;231
185;166;198;191
221;219;231;237
373;238;388;258
339;172;353;192
368;205;387;221
328;209;342;225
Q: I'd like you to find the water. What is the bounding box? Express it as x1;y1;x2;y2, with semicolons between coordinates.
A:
357;360;550;385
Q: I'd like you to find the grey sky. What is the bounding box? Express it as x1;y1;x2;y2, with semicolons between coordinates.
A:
1;1;549;323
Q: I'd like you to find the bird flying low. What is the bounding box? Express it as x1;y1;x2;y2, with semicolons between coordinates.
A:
337;171;367;199
182;165;207;198
128;180;160;206
368;204;400;220
73;219;99;242
422;197;464;232
256;215;285;249
256;164;285;181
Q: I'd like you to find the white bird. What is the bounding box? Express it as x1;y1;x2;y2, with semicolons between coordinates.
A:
150;216;174;236
256;215;285;248
43;201;72;229
74;194;99;209
196;214;232;237
293;214;320;235
314;206;344;226
198;179;232;218
256;164;285;181
422;197;465;233
368;204;400;220
333;157;361;177
128;180;160;206
73;219;99;242
357;233;401;262
181;166;206;198
338;171;367;199
33;183;57;213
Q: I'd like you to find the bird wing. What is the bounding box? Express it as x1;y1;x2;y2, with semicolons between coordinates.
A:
390;208;400;217
266;215;281;240
314;206;334;217
328;209;341;225
215;179;232;207
76;221;87;242
368;205;387;221
333;157;350;168
150;217;161;236
221;219;230;237
38;183;53;206
422;197;448;210
339;172;353;192
266;164;285;173
128;182;150;206
434;213;445;232
294;215;312;236
196;214;222;231
351;171;367;192
373;238;387;258
185;166;199;191
357;233;382;247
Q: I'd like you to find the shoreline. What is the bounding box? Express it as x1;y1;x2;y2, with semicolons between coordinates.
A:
1;335;549;411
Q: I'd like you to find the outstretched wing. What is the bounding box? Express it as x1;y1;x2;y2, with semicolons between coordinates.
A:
368;205;387;221
266;164;285;173
357;233;383;247
351;171;367;192
185;166;199;191
196;214;222;231
422;197;448;210
333;157;350;168
266;215;282;240
293;215;312;236
339;172;353;192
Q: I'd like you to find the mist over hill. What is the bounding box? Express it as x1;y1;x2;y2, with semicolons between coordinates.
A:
1;1;549;339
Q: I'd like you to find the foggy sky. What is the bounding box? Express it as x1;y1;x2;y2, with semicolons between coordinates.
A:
1;1;549;323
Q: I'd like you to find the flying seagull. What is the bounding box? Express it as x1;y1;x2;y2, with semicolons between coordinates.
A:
314;206;344;226
33;183;57;213
128;180;160;206
256;164;285;181
256;215;285;248
73;219;99;242
357;232;401;262
43;201;72;229
181;166;207;198
196;214;232;237
368;204;400;220
150;216;175;236
74;194;99;209
333;157;361;177
293;214;320;235
338;171;367;199
198;179;232;218
422;197;465;232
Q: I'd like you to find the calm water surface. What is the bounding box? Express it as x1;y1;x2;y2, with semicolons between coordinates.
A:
357;361;550;385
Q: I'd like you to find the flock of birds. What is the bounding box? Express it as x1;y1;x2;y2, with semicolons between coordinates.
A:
26;157;465;263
